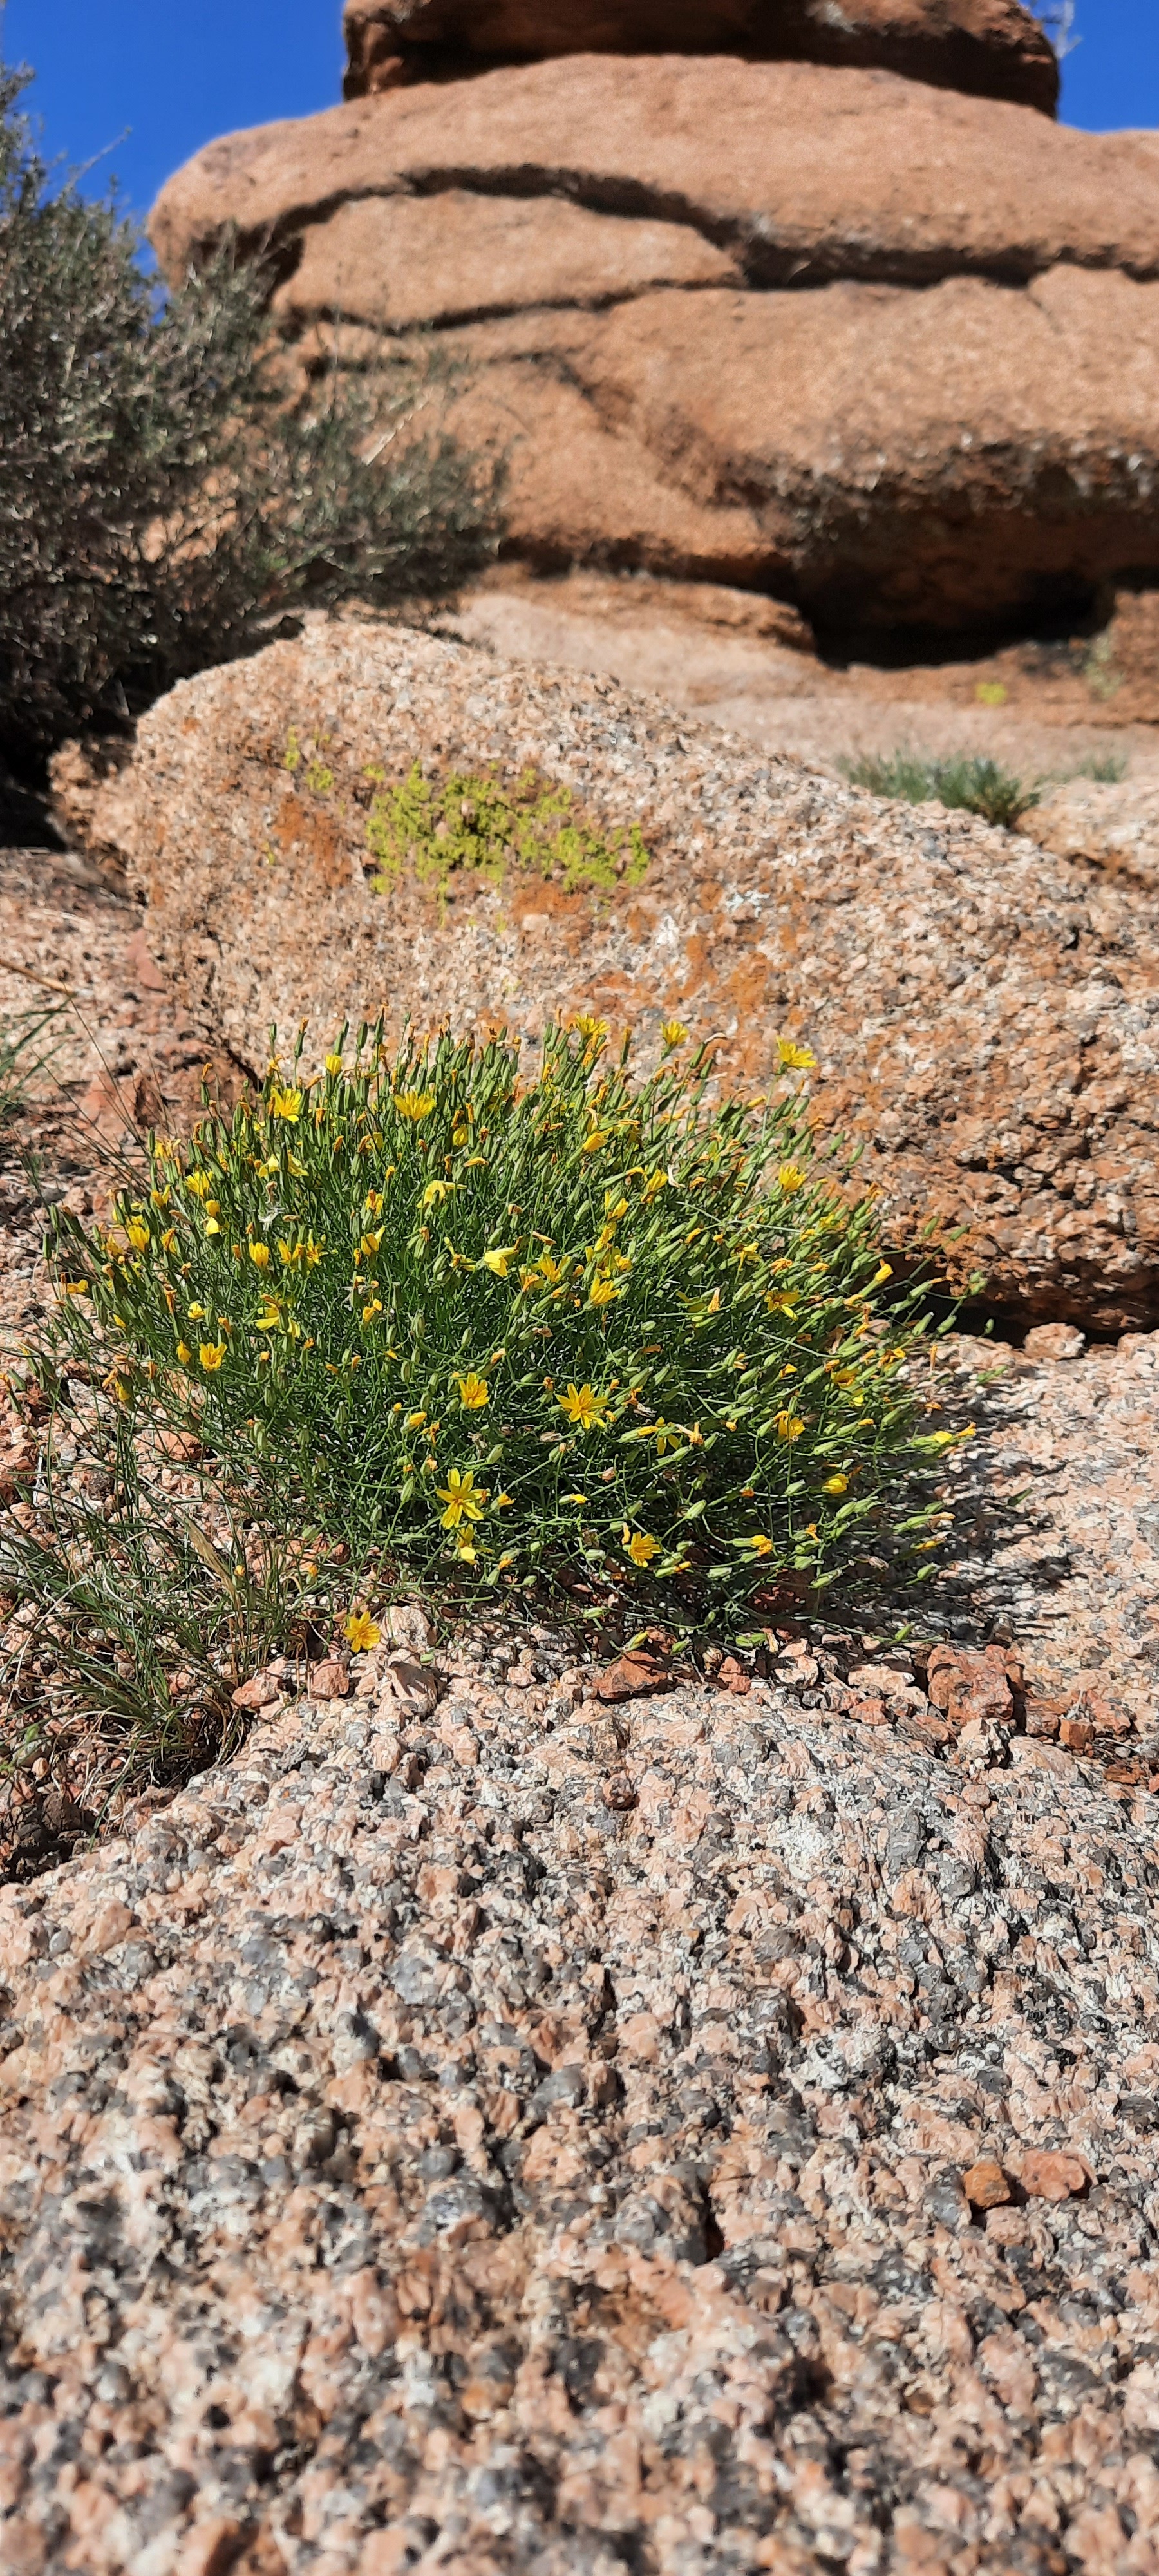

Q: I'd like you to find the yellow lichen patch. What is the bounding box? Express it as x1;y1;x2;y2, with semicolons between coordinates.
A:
364;762;650;902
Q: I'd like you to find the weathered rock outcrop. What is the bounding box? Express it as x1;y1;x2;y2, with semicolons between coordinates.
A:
151;57;1159;634
343;0;1061;113
65;621;1159;1332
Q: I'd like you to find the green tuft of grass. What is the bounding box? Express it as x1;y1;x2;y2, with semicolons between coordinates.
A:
843;752;1040;831
0;1005;62;1163
1061;750;1129;787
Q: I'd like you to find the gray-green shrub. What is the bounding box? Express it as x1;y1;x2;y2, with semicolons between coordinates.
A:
0;58;500;762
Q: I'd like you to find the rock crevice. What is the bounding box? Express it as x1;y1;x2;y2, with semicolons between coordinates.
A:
343;0;1061;115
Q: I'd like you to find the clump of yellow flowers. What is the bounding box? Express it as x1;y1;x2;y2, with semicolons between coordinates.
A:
44;1016;963;1619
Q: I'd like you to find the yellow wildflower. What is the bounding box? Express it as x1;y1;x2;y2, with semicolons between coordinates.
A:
581;1130;610;1155
623;1528;661;1567
362;1300;383;1323
456;1371;489;1410
421;1179;451;1209
62;1280;90;1298
394;1090;437;1122
631;1418;682;1456
558;1382;610;1432
124;1218;150;1253
482;1245;516;1278
589;1276;621;1307
871;1261;894;1286
437;1468;488;1530
495;1492;515;1509
361;1229;384;1257
248;1241;270;1269
344;1609;382;1653
204;1218;221;1237
199;1343;227;1372
661;1020;688;1048
363;1191;384;1217
744;1534;776;1557
270;1086;303;1123
823;1473;849;1494
642;1170;668;1203
185;1170;214;1201
457;1541;478;1564
775;1410;805;1441
176;1340;192;1364
325;1052;344;1077
187;1302;207;1320
406;1410;428;1429
777;1037;816;1071
777;1163;807;1195
536;1250;566;1285
570;1014;608;1043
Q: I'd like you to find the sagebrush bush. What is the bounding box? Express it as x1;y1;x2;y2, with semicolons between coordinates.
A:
33;1022;964;1633
843;753;1039;831
0;58;499;761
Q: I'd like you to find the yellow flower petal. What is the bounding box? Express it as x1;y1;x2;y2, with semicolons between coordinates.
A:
558;1382;610;1432
344;1610;382;1653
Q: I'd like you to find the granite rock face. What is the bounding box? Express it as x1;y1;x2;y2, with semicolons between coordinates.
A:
5;1638;1159;2572
1032;773;1159;900
64;620;1159;1332
341;0;1060;112
149;54;1159;636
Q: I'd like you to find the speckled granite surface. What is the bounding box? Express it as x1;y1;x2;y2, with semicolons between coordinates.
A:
4;1638;1159;2573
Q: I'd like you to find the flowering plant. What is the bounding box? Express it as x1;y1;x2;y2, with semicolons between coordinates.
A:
44;1019;962;1618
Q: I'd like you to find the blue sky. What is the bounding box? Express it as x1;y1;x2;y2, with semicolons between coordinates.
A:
3;1;1156;222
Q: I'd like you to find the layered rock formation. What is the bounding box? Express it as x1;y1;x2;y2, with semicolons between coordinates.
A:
342;0;1061;112
61;621;1159;1333
150;46;1159;636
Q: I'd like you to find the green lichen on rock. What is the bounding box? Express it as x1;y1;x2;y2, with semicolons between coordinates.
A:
364;761;650;898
